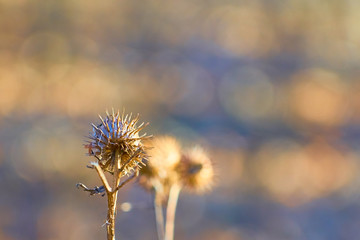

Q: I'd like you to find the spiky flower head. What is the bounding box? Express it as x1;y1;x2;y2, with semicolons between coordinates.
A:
139;136;182;199
177;146;214;193
85;110;148;176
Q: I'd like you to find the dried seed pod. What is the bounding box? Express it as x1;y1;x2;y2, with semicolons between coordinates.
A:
178;146;214;193
85;110;148;176
139;136;182;199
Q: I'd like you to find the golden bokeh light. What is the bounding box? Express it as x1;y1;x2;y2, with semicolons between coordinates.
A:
253;138;356;206
287;68;349;128
202;4;277;57
1;0;360;239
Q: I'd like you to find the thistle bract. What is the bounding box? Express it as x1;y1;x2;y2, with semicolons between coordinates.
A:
85;110;148;176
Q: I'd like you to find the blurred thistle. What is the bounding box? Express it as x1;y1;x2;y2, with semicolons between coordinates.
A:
177;146;214;193
140;136;182;202
77;109;149;240
139;136;182;240
139;136;214;240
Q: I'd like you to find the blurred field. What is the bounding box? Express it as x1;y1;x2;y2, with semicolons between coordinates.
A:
1;0;360;239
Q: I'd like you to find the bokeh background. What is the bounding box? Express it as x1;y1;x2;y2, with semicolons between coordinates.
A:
1;0;360;239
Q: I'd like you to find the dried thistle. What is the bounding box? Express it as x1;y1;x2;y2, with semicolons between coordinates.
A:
85;110;148;176
177;146;214;193
139;136;182;200
139;136;214;240
163;146;214;240
77;109;149;240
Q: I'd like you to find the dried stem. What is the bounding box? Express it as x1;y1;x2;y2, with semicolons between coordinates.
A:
164;184;181;240
105;150;122;240
88;151;141;240
106;191;117;240
154;189;165;240
92;162;112;192
115;171;138;192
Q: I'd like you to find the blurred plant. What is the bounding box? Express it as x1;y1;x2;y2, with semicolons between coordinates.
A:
140;136;214;240
140;136;182;240
77;110;149;240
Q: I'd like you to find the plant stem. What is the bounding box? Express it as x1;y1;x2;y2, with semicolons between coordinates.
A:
154;188;165;240
164;184;181;240
115;171;138;192
92;162;112;192
106;191;118;240
106;150;122;240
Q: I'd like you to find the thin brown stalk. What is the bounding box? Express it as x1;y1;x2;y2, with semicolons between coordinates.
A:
115;171;138;192
104;150;121;240
92;162;112;192
164;184;181;240
93;148;141;240
106;191;118;240
90;150;121;240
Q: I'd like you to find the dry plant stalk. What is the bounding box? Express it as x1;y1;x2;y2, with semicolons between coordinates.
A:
77;109;149;240
140;136;214;240
164;183;181;240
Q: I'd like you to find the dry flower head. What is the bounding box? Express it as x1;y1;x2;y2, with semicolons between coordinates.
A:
85;109;148;176
140;136;182;199
178;146;214;193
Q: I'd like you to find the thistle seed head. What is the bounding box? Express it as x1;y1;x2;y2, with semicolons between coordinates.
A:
178;146;214;193
85;110;148;176
145;136;181;177
139;136;182;197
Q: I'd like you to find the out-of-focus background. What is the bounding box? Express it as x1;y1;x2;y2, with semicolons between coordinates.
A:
1;0;360;239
